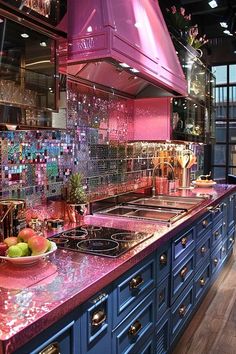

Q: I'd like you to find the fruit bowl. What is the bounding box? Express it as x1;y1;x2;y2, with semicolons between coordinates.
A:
0;241;57;265
193;180;217;188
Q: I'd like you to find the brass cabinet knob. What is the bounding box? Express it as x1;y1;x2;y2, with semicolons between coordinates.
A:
199;277;205;287
39;342;60;354
179;304;186;318
223;222;226;227
213;258;218;266
181;237;188;247
159;253;167;265
202;220;208;228
222;247;226;253
201;246;207;254
223;203;227;207
91;309;107;327
214;231;219;238
128;320;142;336
180;266;188;279
129;274;144;289
229;237;235;244
159;290;165;302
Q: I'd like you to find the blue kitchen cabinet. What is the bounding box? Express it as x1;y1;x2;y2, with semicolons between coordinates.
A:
13;311;80;354
81;289;112;354
228;194;236;230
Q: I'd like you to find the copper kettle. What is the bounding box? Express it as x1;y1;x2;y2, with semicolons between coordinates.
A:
0;200;26;240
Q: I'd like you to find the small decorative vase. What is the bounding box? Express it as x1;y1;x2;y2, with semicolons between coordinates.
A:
66;203;87;224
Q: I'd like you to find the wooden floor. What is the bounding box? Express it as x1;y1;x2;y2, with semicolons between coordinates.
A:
172;248;236;354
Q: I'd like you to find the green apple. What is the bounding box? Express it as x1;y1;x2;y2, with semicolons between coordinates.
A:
7;245;22;258
17;242;30;256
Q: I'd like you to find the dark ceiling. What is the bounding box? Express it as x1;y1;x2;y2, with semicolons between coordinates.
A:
160;0;236;64
160;0;236;38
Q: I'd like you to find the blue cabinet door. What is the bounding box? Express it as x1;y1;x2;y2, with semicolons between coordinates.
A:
14;312;79;354
81;290;112;354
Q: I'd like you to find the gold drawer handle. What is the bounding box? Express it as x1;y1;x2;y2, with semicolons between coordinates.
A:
202;220;208;228
201;246;207;254
199;277;205;287
181;237;188;247
128;320;142;336
39;343;60;354
214;231;219;238
130;274;144;289
180;266;188;279
179;304;186;318
91;309;107;327
159;253;167;265
213;258;218;266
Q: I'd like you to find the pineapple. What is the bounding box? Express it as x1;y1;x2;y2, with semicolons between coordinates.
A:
68;173;87;204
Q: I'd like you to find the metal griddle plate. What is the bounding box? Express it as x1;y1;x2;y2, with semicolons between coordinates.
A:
96;205;186;224
126;195;206;211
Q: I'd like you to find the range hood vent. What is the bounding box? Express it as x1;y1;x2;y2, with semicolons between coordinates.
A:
67;0;187;98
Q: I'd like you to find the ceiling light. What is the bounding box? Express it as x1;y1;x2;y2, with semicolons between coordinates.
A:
220;22;228;28
208;1;218;8
40;41;47;47
120;63;130;68
21;33;29;38
224;29;233;36
130;68;139;73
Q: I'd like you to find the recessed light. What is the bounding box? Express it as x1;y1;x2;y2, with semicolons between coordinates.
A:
120;63;130;68
220;22;228;28
223;30;233;36
208;1;218;8
40;41;47;47
130;68;139;73
21;33;29;38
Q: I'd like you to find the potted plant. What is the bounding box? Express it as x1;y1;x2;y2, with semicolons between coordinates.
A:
66;173;88;223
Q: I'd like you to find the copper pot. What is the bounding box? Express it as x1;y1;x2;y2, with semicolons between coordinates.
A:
0;200;26;240
66;203;87;224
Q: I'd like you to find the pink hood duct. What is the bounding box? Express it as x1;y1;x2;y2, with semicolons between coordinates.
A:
67;0;187;98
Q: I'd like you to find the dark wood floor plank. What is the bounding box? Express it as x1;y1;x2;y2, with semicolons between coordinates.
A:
172;250;236;354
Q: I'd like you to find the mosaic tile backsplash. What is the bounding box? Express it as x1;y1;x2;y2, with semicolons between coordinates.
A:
0;81;204;209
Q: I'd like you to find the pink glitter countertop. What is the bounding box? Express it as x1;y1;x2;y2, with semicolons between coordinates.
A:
0;185;235;353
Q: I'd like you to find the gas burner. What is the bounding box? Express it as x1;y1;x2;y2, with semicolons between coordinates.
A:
111;232;147;243
49;225;153;258
77;239;119;255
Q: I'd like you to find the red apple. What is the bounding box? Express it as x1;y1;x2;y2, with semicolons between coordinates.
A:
17;228;36;243
0;242;8;256
4;237;18;247
28;235;49;256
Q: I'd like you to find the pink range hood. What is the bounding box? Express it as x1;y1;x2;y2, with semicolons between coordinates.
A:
67;0;187;98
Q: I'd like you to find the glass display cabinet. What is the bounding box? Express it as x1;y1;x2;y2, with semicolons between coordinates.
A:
0;5;67;129
171;36;215;143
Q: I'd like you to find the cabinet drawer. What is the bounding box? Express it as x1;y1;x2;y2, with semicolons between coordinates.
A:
196;213;212;240
156;241;171;285
172;227;195;269
227;227;235;251
211;243;223;276
194;262;211;304
15;316;76;354
170;281;194;343
113;256;155;328
212;221;224;250
136;334;154;354
112;290;155;354
156;276;169;322
155;311;170;354
81;291;112;354
195;232;211;270
171;253;195;304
